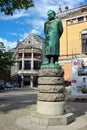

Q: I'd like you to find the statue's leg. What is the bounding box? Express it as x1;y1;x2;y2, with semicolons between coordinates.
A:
53;55;58;63
50;57;54;64
46;55;51;63
45;55;59;64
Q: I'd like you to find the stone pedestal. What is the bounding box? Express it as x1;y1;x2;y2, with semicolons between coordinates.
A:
34;68;74;125
37;69;65;116
37;101;65;115
16;68;74;126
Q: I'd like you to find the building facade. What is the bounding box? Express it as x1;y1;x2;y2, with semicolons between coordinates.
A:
56;4;87;81
11;34;44;87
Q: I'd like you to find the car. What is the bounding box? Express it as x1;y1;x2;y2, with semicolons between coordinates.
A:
0;79;5;90
5;82;14;89
12;82;19;88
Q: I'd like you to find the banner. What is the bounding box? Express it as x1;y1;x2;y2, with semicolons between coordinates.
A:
71;58;87;96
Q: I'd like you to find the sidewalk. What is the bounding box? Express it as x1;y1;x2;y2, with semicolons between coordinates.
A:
0;87;87;130
16;104;87;130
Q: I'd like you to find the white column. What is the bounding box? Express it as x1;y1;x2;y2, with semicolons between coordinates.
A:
22;49;24;71
84;16;86;21
31;48;34;69
21;49;24;87
30;75;33;88
30;48;34;88
21;75;24;87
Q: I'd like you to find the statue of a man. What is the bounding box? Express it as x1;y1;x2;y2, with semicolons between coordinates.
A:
44;9;63;64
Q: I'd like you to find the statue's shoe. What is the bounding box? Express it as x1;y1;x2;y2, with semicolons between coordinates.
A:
55;61;62;69
42;61;49;65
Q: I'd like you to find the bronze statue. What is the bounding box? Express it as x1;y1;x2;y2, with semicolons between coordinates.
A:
44;9;63;64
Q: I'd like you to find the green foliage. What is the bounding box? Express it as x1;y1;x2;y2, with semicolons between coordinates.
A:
0;43;15;79
0;42;5;51
0;0;34;15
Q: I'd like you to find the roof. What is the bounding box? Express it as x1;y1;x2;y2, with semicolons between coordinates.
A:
31;34;44;43
17;33;45;49
56;4;87;19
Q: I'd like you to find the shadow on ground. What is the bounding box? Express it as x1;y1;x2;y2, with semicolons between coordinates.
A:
65;99;87;118
0;93;37;114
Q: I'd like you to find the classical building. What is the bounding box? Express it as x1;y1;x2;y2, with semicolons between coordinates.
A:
11;34;44;87
56;4;87;81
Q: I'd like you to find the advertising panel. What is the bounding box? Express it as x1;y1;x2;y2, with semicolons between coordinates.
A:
71;57;87;96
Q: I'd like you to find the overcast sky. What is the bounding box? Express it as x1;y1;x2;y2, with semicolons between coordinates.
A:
0;0;87;50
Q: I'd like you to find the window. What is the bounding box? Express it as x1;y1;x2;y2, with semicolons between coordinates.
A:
67;16;86;25
82;34;87;53
67;20;72;25
67;18;77;25
34;61;41;70
19;53;22;56
19;61;22;70
82;39;87;53
24;53;31;58
86;16;87;21
78;17;84;22
24;76;30;85
72;18;77;23
18;53;22;58
34;53;41;58
24;61;31;70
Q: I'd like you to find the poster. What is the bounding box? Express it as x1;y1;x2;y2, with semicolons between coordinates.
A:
71;57;87;96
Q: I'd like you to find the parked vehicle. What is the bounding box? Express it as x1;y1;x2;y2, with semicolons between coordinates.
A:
0;79;5;90
12;83;19;88
5;82;14;89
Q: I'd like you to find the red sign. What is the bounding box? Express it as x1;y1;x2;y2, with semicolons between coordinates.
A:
74;61;78;65
72;80;76;83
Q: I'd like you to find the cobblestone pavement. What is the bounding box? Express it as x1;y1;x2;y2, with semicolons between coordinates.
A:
0;87;87;130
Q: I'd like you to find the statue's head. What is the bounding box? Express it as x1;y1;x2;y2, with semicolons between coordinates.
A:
47;10;56;20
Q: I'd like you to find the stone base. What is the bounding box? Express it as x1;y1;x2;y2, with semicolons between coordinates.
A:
30;106;74;126
37;101;65;115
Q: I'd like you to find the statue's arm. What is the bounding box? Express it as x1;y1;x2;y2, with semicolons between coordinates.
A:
44;21;49;35
58;19;63;38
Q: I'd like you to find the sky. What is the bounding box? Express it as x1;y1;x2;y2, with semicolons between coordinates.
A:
0;0;87;50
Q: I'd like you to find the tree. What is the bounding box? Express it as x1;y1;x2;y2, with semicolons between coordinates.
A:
0;0;34;15
0;42;5;50
0;42;15;79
